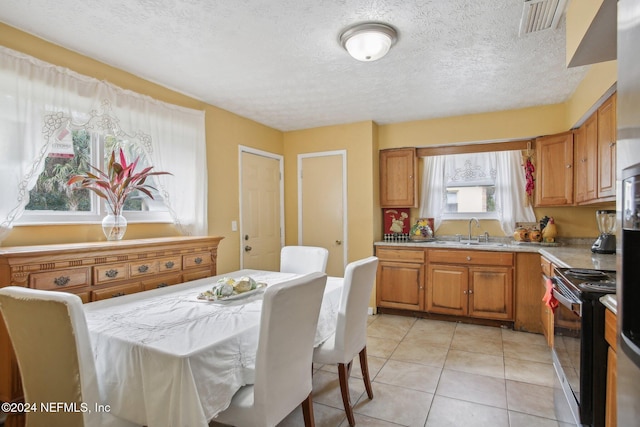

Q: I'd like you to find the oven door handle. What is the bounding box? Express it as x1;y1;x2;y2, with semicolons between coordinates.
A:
553;284;582;315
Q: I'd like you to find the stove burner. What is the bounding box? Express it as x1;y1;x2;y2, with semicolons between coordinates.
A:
565;268;609;279
578;281;616;293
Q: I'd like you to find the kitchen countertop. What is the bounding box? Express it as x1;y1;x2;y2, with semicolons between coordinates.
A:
374;239;617;271
600;294;618;315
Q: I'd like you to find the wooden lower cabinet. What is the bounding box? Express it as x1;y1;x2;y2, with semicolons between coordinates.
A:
376;247;425;311
468;266;513;320
427;262;513;320
427;264;467;316
0;236;223;404
376;246;514;322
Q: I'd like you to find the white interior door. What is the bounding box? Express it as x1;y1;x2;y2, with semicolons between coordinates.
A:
240;148;283;270
299;151;347;277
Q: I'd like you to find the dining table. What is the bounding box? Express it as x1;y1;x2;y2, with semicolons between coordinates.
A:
83;269;344;427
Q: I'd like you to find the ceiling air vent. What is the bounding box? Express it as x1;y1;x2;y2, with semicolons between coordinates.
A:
519;0;568;36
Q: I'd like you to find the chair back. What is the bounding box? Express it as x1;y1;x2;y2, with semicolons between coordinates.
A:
0;287;103;427
280;246;329;274
252;272;327;426
334;256;379;361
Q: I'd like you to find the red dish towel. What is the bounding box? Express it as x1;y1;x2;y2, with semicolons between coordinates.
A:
542;278;558;313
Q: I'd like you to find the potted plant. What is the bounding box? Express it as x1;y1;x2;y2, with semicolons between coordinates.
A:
67;149;171;240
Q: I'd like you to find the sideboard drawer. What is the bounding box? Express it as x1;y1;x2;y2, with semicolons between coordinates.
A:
158;256;182;273
94;264;130;284
29;267;90;291
92;282;142;301
183;252;211;269
142;273;183;291
130;260;159;278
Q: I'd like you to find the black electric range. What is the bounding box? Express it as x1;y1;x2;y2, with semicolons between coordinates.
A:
552;267;616;427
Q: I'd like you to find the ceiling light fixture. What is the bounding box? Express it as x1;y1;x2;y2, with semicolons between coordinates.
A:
340;22;398;62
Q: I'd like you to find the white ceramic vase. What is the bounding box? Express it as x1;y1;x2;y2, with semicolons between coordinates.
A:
102;214;127;241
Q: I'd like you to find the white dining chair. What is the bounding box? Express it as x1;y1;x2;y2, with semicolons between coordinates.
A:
280;246;329;274
0;286;136;427
312;256;379;426
213;272;328;427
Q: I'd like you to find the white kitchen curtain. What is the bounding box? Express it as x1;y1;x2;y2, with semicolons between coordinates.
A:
494;150;536;235
0;46;208;241
420;150;535;235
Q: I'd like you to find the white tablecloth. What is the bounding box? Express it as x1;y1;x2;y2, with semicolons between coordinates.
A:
84;270;343;427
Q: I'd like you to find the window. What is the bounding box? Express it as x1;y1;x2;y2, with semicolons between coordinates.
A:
420;149;536;235
446;185;496;214
1;46;207;240
442;153;497;219
19;113;170;225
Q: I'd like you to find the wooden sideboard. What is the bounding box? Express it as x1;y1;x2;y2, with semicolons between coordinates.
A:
0;236;223;404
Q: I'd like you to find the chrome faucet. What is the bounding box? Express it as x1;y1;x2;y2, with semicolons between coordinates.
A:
468;217;480;241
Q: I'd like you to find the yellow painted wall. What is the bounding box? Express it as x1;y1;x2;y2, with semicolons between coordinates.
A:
0;23;284;273
283;122;377;263
565;60;617;128
379;103;567;149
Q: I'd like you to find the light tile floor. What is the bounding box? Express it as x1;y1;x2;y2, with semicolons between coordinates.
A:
211;314;576;427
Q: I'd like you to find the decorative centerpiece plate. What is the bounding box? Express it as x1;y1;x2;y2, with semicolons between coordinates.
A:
196;276;267;302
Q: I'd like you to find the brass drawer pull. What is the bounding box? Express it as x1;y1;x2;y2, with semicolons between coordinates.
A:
138;265;149;273
105;269;119;278
53;276;71;287
112;292;125;298
157;283;168;288
194;257;203;264
165;261;175;269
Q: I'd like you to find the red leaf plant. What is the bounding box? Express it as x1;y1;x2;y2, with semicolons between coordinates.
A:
67;149;172;217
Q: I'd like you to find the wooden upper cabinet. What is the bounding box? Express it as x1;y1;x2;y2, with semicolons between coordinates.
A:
597;93;617;200
574;113;598;204
535;131;574;206
380;148;418;208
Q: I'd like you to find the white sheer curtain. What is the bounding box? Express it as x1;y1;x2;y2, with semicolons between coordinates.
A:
419;155;446;230
494;150;536;235
0;46;207;241
419;150;535;235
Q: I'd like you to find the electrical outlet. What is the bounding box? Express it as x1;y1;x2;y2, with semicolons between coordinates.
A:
231;221;238;232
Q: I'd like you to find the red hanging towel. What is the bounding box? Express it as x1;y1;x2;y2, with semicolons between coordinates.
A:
542;278;559;313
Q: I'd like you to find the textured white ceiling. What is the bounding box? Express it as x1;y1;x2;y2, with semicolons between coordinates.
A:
0;0;588;131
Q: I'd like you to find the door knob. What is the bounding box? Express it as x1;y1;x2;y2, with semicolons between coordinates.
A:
244;245;252;252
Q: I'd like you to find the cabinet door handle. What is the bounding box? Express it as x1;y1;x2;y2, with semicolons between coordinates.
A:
466;256;471;261
138;265;149;273
112;292;125;298
157;283;168;288
468;289;474;294
53;276;71;287
609;142;616;148
194;257;203;264
566;164;572;168
165;261;175;269
463;290;468;294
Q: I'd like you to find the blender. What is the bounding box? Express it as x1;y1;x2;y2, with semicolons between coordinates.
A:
591;209;616;254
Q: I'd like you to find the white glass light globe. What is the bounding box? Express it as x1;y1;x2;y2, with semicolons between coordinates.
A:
345;31;392;61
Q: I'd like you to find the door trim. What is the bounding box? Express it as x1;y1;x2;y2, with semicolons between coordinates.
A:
238;145;284;269
297;150;348;271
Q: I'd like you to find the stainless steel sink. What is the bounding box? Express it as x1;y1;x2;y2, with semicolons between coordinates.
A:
424;240;507;247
